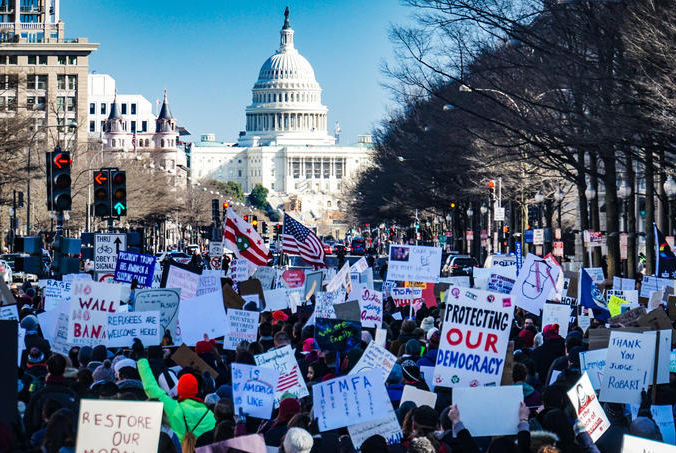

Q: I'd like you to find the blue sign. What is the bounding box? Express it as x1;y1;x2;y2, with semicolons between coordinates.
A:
114;251;156;287
515;242;523;277
524;229;534;244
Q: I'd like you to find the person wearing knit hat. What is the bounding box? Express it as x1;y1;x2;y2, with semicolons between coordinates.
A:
113;358;136;375
531;323;566;382
263;397;302;447
518;328;535;348
301;338;316;354
20;315;39;334
629;417;663;441
543;324;561;340
360;434;387;453
91;345;108;362
283;427;313;453
420;316;435;333
272;310;288;325
92;360;115;383
77;346;93;369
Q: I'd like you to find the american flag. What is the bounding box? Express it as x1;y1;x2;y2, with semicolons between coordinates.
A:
282;213;326;267
277;365;300;392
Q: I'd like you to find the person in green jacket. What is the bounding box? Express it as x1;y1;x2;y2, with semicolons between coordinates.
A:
133;339;216;443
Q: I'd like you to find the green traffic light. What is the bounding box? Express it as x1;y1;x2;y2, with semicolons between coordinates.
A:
114;202;126;215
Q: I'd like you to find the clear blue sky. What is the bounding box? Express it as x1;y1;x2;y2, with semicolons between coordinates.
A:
61;0;412;144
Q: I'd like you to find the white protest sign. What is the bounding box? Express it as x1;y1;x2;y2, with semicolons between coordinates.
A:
452;385;522;437
487;273;515;294
178;292;227;345
434;288;513;388
580;348;607;391
314;290;344;319
567;372;611;442
43;279;71;311
438;276;471;288
223;309;259;350
0;304;18;321
253;267;276;290
228;258;250;282
231;363;279;420
347;403;403;449
196;270;223;296
255;344;309;406
67;281;121;347
386;244;442;283
75;399;163;453
606;289;639;306
63;273;92;284
585;267;605;284
375;328;387;347
510;254;560;314
401;385;437;408
600;331;656;405
614;276;636;291
644;330;672;385
349;341;396;381
630;405;676;445
358;287;383;328
351;257;369;274
94;233;126;273
641;276;675;299
391;287;423;308
134;288;181;344
326;262;351;293
312;371;388;431
107;311;161;348
165;265;200;301
17;327;25;367
541;302;571;337
262;288;290;312
622;434;676;452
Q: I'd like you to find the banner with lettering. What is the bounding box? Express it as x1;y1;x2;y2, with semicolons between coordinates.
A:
434;287;513;388
67;281;121;347
315;318;362;352
114;251;156;287
358;287;383;328
231;363;279;420
254;345;309;406
386;245;442;283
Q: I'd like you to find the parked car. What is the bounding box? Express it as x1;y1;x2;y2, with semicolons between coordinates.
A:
484;254;517;268
157;251;192;265
323;243;334;255
351;238;366;255
0;253;38;282
0;260;12;284
441;255;478;277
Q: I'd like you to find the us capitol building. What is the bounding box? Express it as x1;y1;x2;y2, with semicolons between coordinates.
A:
188;8;372;236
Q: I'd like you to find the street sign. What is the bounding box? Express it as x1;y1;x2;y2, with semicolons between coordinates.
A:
209;241;224;256
494;207;505;222
620;233;628;260
211;256;222;269
533;229;544;245
94;233;127;273
553;241;564;257
466;231;474;241
555;228;562;240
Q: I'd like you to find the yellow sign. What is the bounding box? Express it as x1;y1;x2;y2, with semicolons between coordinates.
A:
607;295;627;318
404;281;427;288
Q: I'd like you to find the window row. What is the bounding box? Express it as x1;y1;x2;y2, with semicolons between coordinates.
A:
92;102;137;116
0;55;78;65
253;91;319;104
246;112;326;132
290;158;345;179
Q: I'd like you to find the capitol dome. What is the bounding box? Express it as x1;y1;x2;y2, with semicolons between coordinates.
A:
238;8;336;147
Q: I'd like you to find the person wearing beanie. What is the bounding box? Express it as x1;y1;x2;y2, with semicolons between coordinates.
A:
262;397;301;447
402;361;429;391
420;316;435;333
20;347;48;402
630;416;663;441
92;360;115;384
283;427;313;453
134;340;215;442
91;345;108;363
531;323;566;382
518;328;535;348
417;331;440;367
272;310;289;325
386;363;405;409
77;346;93;369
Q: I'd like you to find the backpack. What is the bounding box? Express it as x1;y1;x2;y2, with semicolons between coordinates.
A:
181;408;209;453
24;369;45;396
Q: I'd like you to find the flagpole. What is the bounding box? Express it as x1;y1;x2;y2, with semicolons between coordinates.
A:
654;222;659;277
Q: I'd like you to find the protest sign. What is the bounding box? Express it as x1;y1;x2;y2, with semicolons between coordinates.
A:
401;385;437;408
644;330;672;385
0;321;17;426
641;276;675;298
487;273;515;294
223;309;259;350
567;372;610;442
163;264;200;301
171;344;218;378
178;292;228;345
114;251;155;287
281;269;305;288
43;279;71;311
315;318;361;352
107;311;161;348
622;435;676;452
252;266;276;290
510;254;560;314
314;290;345;319
386;244;442;283
608;295;628;318
630;405;676;445
614;276;636;291
438;276;471;287
312;370;388;431
0;304;18;321
304;271;323;300
334;300;361;322
255;344;309;405
67;281;121;347
222;283;245;310
452;386;522;437
434;287;513;388
358;287;383;328
541;302;571;337
347;404;403;449
75;399;163;453
238;279;266;310
391;287;423;308
600;331;656;405
349;341;396;381
228;258;250;282
134;288;181;343
585;267;605;284
262;288;290;311
196;270;223;296
580;348;607;390
375;328;387;347
607;289;639;305
327;262;351;293
231;363;279;420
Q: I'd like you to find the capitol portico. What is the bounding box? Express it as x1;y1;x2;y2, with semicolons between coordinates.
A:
188;8;372;236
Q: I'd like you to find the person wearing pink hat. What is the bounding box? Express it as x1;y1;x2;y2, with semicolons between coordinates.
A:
531;323;565;382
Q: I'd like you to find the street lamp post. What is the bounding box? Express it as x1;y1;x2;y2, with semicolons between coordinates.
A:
466;206;473;256
585;183;597;267
534;190;545;228
664;175;676;234
554;187;564;229
618;179;632;277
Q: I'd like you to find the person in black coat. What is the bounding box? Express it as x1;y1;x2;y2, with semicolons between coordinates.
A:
531;323;566;382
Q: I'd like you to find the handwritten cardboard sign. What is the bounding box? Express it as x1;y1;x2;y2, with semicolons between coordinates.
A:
600;331;656;405
231;363;279;420
358;287;383;328
349;341;396;381
347;404;402;449
391;287;423;307
580;348;607;390
315;318;361;352
386;244;442;283
314;290;344;319
75;399;163;453
134;288;181;344
67;281;121;347
107;311;161;348
43;279;71;311
510;253;560;315
568;373;610;442
254;345;309;406
434;288;513;388
312;370;388;431
223;309;259;350
163;264;200;301
196;270;223;297
541;302;571;337
114;251;155;287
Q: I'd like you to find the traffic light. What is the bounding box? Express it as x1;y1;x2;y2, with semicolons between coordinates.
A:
17;191;24;208
527;205;539;225
111;171;127;216
223;201;229;210
243;215;249;223
262;221;268;234
93;169;110;217
252;215;258;231
488;180;496;200
212;199;219;220
46;148;72;211
450;201;456;209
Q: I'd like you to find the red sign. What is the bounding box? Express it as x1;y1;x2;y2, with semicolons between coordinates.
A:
553;241;564;257
589;231;603;243
466;231;474;241
282;269;305;288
